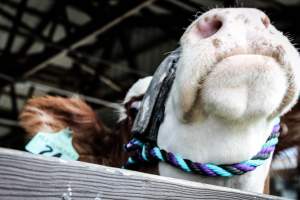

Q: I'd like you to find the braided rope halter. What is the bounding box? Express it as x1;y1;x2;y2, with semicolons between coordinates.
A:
124;120;280;177
123;48;281;177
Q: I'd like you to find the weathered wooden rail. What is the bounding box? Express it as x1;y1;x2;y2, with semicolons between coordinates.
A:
0;148;285;200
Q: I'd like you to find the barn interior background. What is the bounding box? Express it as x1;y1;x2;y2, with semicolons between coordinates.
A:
0;0;299;198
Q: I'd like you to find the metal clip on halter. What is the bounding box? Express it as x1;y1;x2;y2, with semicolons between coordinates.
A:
131;48;181;144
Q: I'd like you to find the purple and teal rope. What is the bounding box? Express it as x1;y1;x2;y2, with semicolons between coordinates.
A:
124;120;280;177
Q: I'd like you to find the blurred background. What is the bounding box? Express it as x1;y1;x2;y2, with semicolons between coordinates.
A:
0;0;299;198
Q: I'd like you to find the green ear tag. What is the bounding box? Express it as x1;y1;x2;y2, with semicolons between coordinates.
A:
25;128;79;160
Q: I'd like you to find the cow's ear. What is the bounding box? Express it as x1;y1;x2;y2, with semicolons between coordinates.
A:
19;96;115;165
19;96;71;137
117;76;152;122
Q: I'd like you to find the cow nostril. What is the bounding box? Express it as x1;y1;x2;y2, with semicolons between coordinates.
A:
196;17;222;38
261;16;270;28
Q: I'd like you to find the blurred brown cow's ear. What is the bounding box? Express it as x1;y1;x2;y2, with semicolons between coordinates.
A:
20;96;68;136
19;96;105;137
19;96;120;165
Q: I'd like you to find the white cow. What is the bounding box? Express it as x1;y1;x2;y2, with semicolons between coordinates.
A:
122;8;300;193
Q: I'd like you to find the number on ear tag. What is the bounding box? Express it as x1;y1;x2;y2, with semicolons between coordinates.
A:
25;128;79;160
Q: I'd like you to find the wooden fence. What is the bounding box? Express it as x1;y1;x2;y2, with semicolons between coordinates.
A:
0;148;285;200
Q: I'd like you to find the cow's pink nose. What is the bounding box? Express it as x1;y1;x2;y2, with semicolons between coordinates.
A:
196;16;222;38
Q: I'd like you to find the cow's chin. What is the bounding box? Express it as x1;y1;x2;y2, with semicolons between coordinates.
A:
173;54;289;123
200;54;287;122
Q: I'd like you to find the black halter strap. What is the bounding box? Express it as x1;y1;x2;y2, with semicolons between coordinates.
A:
131;48;181;144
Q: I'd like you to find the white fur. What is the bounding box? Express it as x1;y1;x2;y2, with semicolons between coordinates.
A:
122;8;300;193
